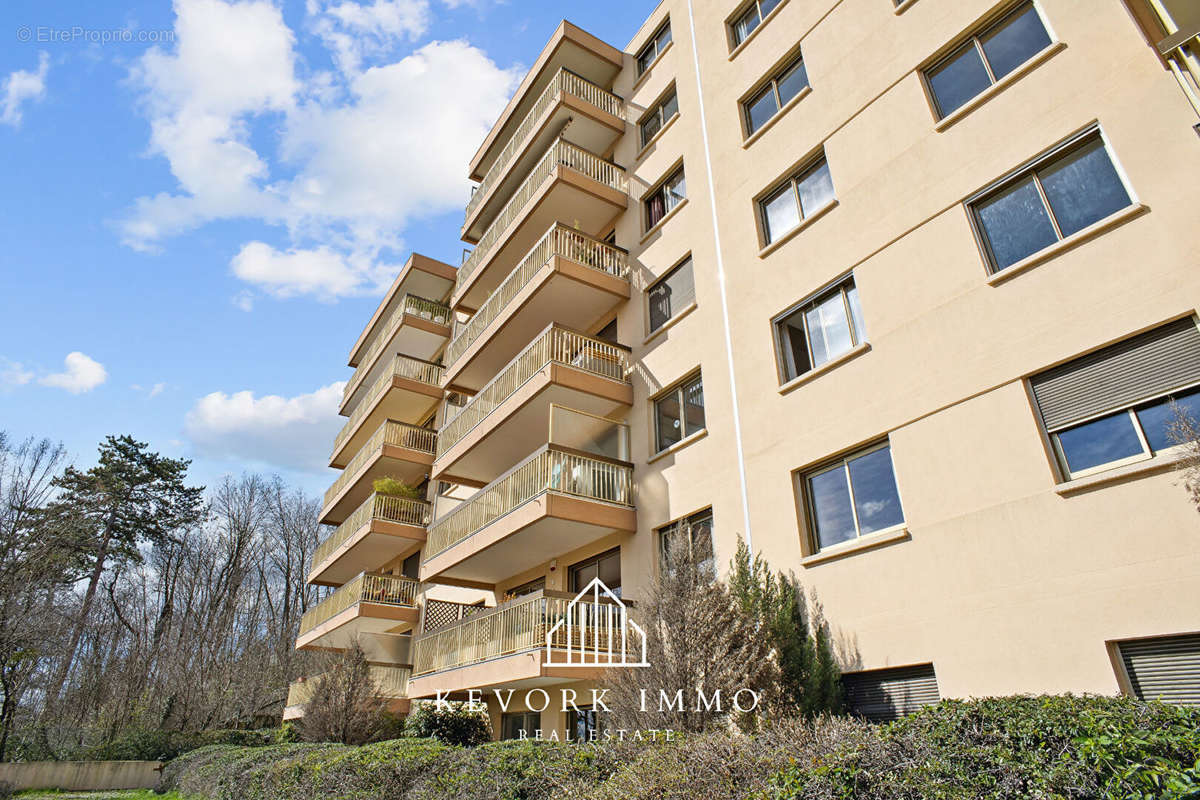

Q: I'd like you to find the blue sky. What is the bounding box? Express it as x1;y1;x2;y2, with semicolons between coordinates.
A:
0;0;653;495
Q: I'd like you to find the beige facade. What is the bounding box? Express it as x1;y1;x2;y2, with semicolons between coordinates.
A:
292;0;1200;733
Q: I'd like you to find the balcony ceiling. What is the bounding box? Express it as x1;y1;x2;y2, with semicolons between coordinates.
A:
309;523;425;587
332;383;442;468
470;22;622;181
296;606;418;651
436;374;630;486
445;262;629;393
341;324;449;416
320;452;432;526
349;254;456;367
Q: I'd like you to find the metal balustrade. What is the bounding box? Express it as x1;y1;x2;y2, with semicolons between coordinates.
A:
443;224;628;370
324;420;437;508
298;572;419;636
456;139;626;296
312;493;431;570
425;447;633;558
335;355;443;457
465;68;623;220
438;326;627;458
287;665;412;707
343;296;449;405
412;590;628;675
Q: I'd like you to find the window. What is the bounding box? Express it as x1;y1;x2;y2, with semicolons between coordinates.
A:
645;167;686;229
803;442;904;550
569;548;621;596
843;664;940;722
501;711;541;740
640;87;679;147
504;578;545;600
924;2;1052;118
969;130;1132;273
637;21;673;75
730;0;782;47
743;52;809;135
1030;318;1200;480
1117;634;1200;708
774;277;866;382
658;508;714;574
655;373;705;452
595;318;619;344
647;257;695;333
568;707;606;742
401;552;420;579
760;155;835;244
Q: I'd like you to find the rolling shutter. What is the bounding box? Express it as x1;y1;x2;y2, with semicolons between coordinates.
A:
1119;634;1200;708
842;663;940;722
1030;317;1200;431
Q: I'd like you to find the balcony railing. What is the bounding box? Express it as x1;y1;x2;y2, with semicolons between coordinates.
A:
335;355;443;458
344;295;449;402
287;665;412;707
425;447;633;558
298;572;420;636
1160;29;1200;120
444;225;628;370
456;139;627;295
312;493;432;570
465;68;624;220
439;326;628;457
412;589;627;675
324;420;437;508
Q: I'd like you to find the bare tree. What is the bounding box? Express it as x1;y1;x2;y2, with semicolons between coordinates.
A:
300;642;387;745
1167;400;1200;514
603;535;777;733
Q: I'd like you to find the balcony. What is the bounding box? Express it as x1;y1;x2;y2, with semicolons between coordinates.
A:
443;224;629;392
321;420;436;526
309;494;430;587
452;138;627;313
435;326;632;485
463;68;624;243
421;446;635;586
340;296;450;416
332;355;444;468
284;665;412;720
407;589;631;697
348;254;456;368
296;572;420;650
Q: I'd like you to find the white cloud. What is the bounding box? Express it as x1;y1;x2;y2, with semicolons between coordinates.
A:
2;52;49;127
309;0;432;74
0;359;34;389
185;381;346;472
232;290;255;311
230;241;386;299
123;0;520;301
39;352;108;394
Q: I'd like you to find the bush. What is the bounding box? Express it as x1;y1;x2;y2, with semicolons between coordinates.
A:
404;702;491;746
765;695;1200;800
75;727;283;761
372;477;422;498
157;696;1200;800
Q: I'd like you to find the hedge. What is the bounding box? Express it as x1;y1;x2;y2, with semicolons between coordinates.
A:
158;695;1200;800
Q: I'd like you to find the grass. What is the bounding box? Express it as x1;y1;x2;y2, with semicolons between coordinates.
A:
15;791;181;800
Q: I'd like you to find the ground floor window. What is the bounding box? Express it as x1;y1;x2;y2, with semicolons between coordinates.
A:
501;711;541;740
842;663;940;722
568;706;604;742
1117;633;1200;708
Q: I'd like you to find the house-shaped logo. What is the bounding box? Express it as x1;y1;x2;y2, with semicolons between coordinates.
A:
545;578;649;667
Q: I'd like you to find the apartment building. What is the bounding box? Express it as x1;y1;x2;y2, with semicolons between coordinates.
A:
289;0;1200;732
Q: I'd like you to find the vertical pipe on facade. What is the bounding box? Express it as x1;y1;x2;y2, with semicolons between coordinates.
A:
684;0;754;551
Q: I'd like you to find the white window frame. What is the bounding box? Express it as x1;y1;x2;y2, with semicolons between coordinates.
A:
1046;380;1200;480
801;440;906;552
965;125;1137;275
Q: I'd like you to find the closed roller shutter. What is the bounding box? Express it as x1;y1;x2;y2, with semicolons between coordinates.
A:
842;663;940;722
1119;634;1200;708
1031;317;1200;430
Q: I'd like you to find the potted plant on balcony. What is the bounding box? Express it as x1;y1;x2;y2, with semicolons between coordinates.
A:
373;476;422;499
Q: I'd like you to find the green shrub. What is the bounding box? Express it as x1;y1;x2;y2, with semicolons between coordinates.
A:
765;695;1200;800
73;727;282;762
404;702;491;746
372;477;422;498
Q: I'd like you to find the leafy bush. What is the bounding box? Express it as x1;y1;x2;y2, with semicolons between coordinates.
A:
765;695;1200;800
372;477;423;499
404;702;491;746
157;696;1200;800
74;727;285;761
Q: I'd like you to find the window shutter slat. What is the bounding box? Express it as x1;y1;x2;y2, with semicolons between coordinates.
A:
1119;634;1200;707
842;663;940;722
1031;317;1200;431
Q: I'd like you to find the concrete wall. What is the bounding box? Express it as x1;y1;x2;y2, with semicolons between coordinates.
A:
0;760;162;791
